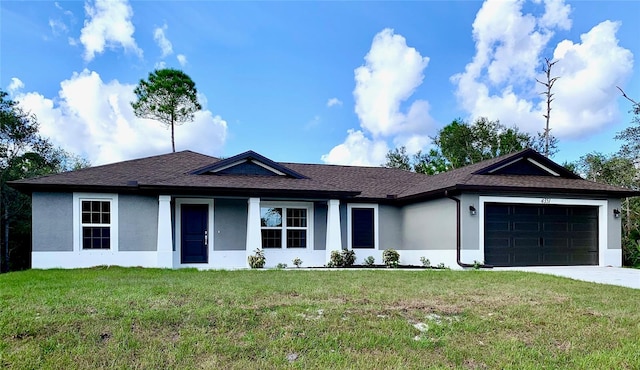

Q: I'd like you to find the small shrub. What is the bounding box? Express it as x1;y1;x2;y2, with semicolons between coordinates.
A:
276;263;288;269
342;250;356;267
329;250;344;267
436;262;449;269
328;250;356;267
364;256;375;266
420;257;431;268
248;249;265;269
473;260;484;270
382;249;400;268
292;257;303;268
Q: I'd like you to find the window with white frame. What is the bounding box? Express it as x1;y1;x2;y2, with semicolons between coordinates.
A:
260;204;310;249
81;200;112;249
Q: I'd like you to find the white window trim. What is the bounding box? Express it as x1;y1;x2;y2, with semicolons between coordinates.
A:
72;193;119;252
175;198;215;265
260;201;314;249
478;196;607;266
347;203;379;250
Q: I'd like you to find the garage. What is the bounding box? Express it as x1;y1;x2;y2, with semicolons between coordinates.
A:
484;203;598;267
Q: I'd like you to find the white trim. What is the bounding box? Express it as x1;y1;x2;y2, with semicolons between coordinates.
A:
72;193;119;253
347;203;379;251
209;159;246;173
487;158;523;174
478;196;608;266
326;199;342;263
174;198;214;267
246;198;262;267
250;160;286;175
487;157;560;176
209;159;286;176
32;251;157;269
259;201;314;250
527;158;560;176
157;195;173;268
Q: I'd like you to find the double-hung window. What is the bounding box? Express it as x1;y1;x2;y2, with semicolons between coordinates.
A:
81;200;112;249
260;204;311;249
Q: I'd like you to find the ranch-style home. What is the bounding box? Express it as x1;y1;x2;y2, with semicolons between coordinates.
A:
10;148;638;270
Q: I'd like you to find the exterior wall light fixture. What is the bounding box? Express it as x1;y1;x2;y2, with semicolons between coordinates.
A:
469;205;477;216
613;208;621;218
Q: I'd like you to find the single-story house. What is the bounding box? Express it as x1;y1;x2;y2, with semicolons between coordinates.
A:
9;148;638;269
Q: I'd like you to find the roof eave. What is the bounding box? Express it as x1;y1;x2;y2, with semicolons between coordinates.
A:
9;182;361;200
454;184;640;198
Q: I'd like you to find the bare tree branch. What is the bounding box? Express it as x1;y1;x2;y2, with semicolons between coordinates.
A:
617;86;639;106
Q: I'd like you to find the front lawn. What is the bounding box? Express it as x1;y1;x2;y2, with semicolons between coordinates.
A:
1;268;639;369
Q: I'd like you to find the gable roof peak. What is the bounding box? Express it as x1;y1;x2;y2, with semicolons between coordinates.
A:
190;150;309;179
473;148;579;179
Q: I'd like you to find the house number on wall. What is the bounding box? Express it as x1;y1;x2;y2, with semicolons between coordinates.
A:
540;198;551;204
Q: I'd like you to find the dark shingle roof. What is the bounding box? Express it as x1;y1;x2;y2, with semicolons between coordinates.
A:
10;149;639;200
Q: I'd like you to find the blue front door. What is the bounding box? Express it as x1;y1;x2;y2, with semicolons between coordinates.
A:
181;204;208;263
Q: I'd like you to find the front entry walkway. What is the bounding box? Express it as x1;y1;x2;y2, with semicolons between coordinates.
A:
494;266;640;289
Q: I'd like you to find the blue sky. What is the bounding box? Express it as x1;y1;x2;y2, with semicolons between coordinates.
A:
1;0;639;166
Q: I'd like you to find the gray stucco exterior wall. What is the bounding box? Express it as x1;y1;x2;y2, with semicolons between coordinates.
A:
118;195;158;251
32;192;73;251
214;199;248;251
401;198;456;250
607;198;622;250
460;193;480;251
379;205;402;249
314;202;327;250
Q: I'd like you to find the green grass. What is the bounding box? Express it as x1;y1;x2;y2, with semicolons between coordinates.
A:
1;268;639;369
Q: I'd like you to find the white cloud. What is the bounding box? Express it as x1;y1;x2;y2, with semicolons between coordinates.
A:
153;24;173;57
353;28;433;138
49;18;68;35
321;129;388;166
79;0;142;62
13;69;227;165
7;78;25;95
327;98;342;107
177;54;187;67
323;28;436;165
154;61;167;70
452;0;633;138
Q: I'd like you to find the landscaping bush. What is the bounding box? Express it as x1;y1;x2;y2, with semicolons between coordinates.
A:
292;257;303;268
364;256;375;266
382;249;400;268
420;256;430;268
342;250;356;267
248;249;265;268
328;250;356;267
328;250;343;267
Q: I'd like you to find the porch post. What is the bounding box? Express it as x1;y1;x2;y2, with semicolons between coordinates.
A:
246;197;261;267
157;195;173;268
326;199;342;264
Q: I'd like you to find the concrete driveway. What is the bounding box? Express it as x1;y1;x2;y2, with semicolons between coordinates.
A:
494;266;640;289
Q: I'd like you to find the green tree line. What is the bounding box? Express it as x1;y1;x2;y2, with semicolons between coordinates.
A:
0;90;88;272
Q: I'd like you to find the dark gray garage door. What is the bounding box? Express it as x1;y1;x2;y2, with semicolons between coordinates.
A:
484;203;598;266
